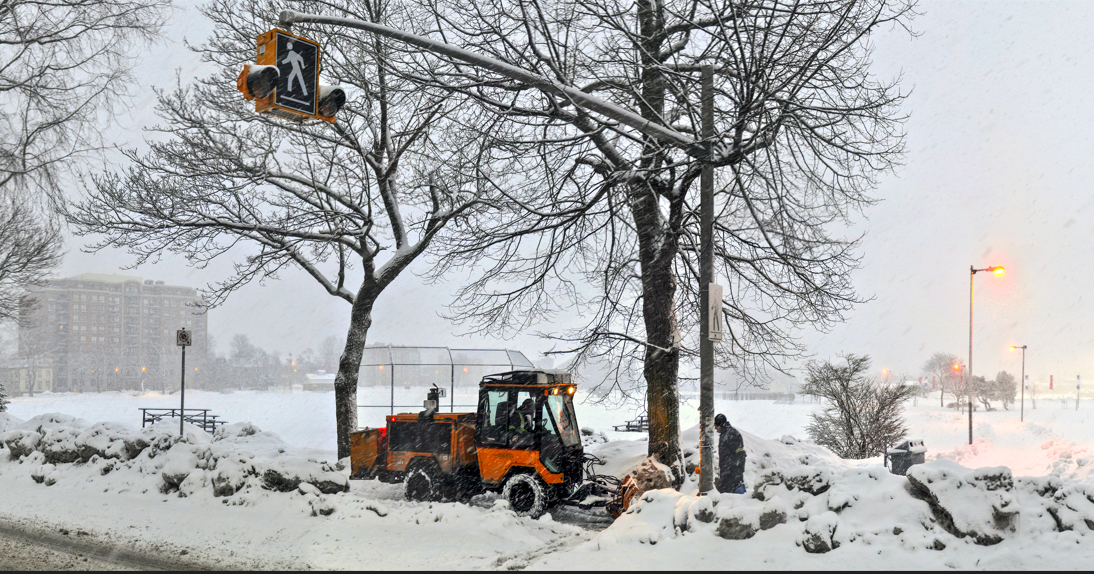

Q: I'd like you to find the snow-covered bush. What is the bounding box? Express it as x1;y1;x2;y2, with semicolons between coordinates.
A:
0;414;347;504
2;429;41;458
0;382;8;412
801;354;916;459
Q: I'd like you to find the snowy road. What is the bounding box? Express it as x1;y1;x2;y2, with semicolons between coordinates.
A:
0;519;215;571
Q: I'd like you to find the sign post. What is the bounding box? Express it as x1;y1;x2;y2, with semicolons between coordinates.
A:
177;327;192;436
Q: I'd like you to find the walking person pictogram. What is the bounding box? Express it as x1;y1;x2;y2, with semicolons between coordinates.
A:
282;41;308;96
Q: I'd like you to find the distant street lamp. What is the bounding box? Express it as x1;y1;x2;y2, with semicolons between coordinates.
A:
1010;345;1027;422
969;265;1005;444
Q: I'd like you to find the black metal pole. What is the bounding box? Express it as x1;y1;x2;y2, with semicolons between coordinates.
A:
968;266;974;445
180;344;186;437
1020;347;1025;422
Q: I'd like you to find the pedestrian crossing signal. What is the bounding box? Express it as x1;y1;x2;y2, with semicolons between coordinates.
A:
237;29;344;123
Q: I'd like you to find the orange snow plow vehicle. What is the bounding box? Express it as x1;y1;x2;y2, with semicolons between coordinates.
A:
349;370;637;518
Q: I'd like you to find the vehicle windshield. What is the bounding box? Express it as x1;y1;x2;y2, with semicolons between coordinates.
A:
544;393;580;447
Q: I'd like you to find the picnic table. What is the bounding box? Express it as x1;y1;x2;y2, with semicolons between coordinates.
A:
140;408;228;433
613;415;649;432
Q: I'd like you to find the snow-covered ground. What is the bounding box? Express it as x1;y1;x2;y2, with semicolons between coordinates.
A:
1;389;1093;569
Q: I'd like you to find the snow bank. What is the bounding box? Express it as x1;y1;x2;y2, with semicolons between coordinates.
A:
0;412;24;433
0;414;347;514
576;428;1094;565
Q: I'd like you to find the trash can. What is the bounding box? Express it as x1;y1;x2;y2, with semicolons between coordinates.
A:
886;439;926;476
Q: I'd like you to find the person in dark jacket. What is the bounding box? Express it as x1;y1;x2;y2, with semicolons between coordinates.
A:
715;413;747;494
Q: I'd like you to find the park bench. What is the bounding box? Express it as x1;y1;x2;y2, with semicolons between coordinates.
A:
613;415;649;432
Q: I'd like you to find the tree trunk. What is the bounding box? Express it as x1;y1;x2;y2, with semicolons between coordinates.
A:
334;285;377;460
629;0;684;484
637;222;683;483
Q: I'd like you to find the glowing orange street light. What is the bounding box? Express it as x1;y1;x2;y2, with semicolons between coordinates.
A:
968;264;1007;445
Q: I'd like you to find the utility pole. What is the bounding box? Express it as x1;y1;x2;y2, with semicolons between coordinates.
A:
698;65;716;495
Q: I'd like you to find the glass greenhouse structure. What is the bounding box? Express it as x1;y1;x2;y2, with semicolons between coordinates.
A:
356;346;535;426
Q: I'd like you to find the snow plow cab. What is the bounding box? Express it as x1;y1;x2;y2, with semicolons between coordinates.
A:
350;370;626;518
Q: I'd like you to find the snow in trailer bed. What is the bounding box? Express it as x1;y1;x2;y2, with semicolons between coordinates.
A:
1;390;1094;570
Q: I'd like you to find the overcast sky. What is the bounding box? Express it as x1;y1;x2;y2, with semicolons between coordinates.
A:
59;0;1094;387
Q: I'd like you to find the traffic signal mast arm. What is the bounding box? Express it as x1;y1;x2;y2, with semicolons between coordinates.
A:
277;10;706;159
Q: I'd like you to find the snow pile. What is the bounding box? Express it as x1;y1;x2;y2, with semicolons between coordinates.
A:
0;412;24;433
580;429;1094;563
0;414;347;513
905;461;1018;545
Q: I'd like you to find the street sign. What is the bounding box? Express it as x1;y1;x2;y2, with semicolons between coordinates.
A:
253;29;321;121
708;283;723;342
274;32;318;115
176;328;192;347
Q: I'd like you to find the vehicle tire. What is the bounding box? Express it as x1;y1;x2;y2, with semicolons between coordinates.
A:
502;473;548;518
404;464;440;502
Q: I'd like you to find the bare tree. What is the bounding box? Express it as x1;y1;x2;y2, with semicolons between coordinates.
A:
994;370;1017;411
922;352;964;407
319;335;344;372
0;0;167;325
403;0;915;478
230;334;257;363
15;295;61;396
0;200;62;322
0;0;167;197
801;354;916;459
65;0;496;458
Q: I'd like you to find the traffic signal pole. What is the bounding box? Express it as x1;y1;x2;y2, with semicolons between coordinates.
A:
277;11;704;157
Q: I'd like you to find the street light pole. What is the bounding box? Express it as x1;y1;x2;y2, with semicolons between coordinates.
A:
1011;345;1026;422
969;265;1004;445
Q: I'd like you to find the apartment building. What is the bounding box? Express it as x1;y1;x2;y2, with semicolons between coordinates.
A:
19;273;208;392
0;363;54;394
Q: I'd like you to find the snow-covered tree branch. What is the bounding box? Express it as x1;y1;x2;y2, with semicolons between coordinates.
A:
66;0;497;459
